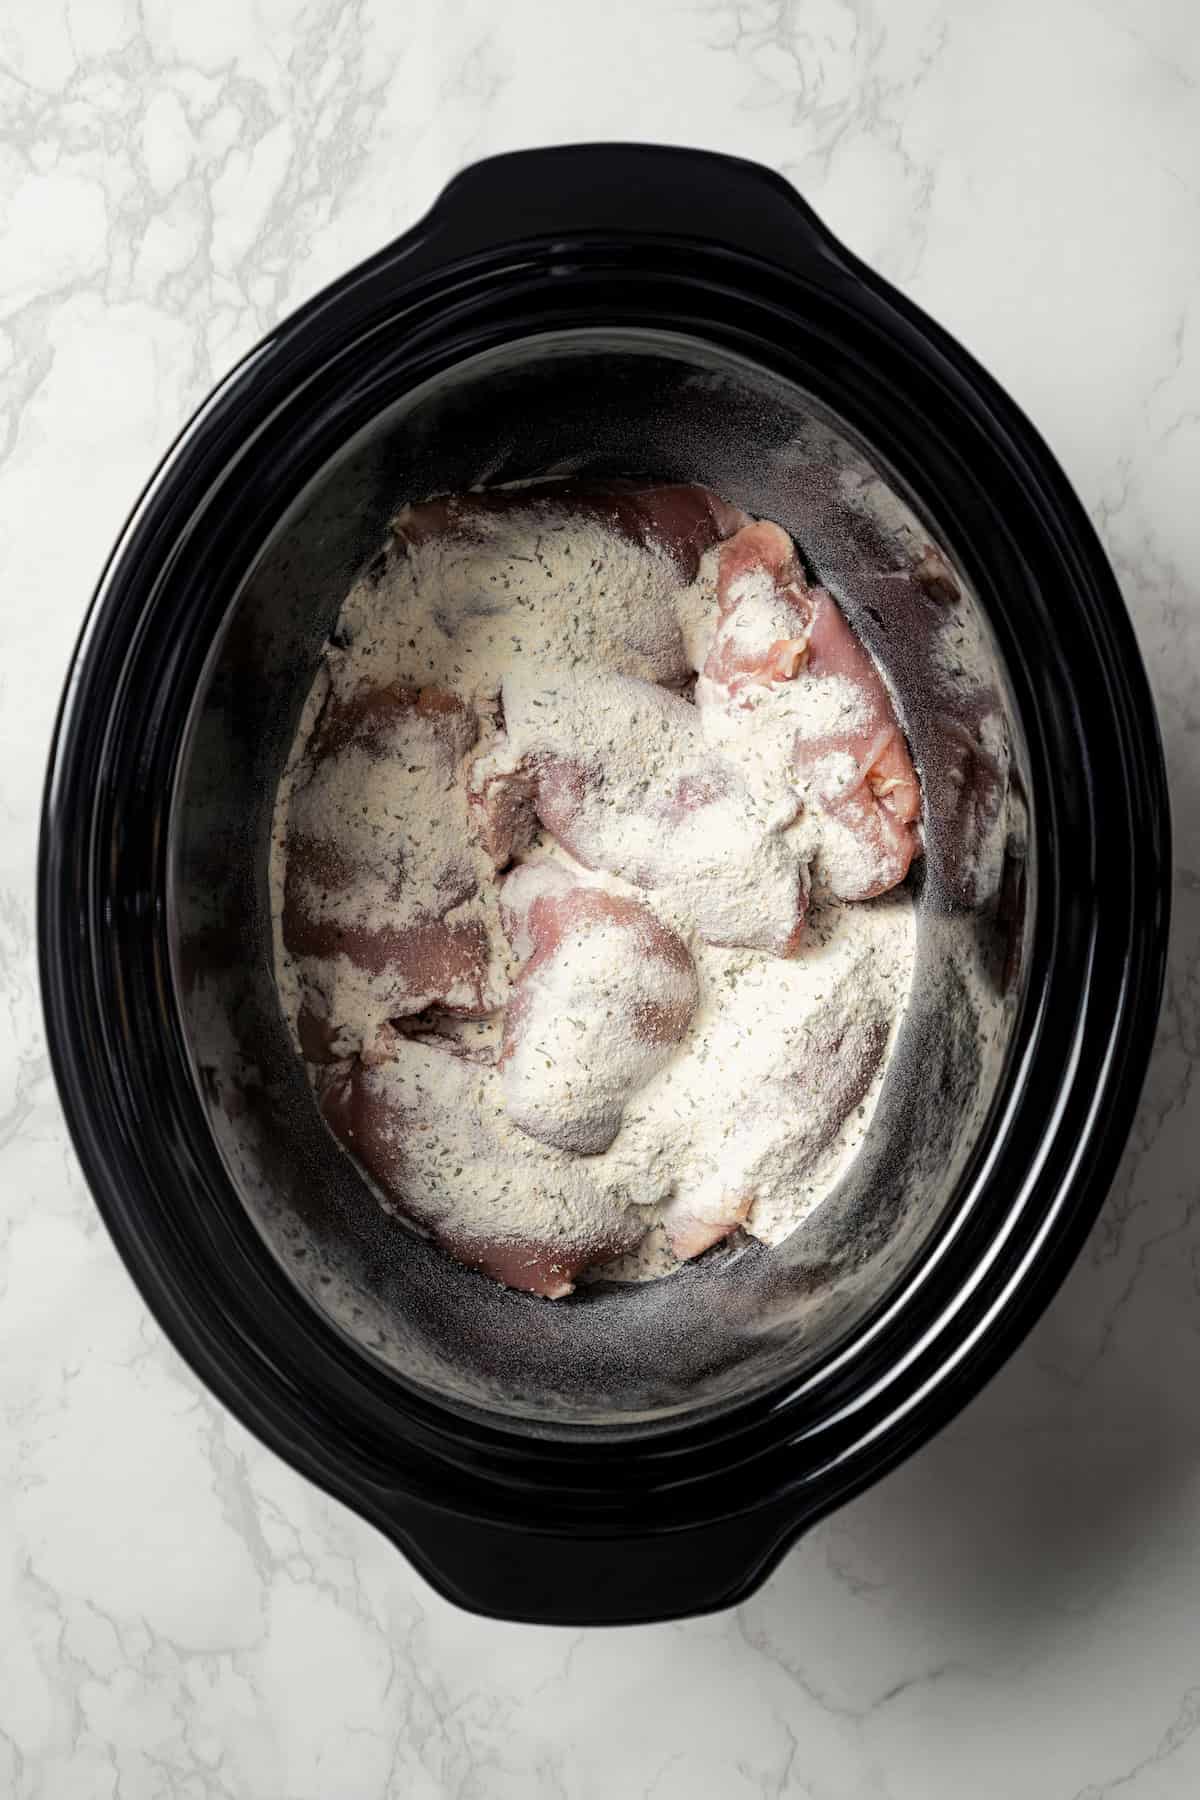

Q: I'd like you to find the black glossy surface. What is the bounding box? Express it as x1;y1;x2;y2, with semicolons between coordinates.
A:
39;144;1170;1625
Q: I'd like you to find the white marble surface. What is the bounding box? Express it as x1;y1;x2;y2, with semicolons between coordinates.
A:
1;0;1198;1793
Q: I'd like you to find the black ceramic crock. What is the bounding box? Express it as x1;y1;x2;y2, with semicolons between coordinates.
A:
39;144;1170;1625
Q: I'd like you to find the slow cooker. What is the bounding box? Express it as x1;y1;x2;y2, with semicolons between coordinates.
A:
39;144;1170;1624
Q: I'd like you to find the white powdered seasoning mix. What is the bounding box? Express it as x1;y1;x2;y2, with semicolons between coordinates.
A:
270;491;919;1286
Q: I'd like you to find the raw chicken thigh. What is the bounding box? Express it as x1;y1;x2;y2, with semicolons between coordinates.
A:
700;521;921;901
471;667;808;956
658;974;890;1259
395;480;748;583
283;684;504;1057
701;518;815;695
318;1038;642;1300
498;861;699;1154
386;481;750;690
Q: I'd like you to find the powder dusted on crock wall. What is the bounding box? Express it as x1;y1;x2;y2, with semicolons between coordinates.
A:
269;481;922;1298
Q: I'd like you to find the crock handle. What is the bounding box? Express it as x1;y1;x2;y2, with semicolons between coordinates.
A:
373;1490;804;1626
401;142;851;280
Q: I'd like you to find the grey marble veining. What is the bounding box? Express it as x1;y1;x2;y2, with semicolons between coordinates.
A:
1;1;1198;1794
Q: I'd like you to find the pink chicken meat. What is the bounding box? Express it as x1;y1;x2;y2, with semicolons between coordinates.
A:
470;667;808;956
498;861;699;1155
283;684;503;1058
318;1040;643;1300
658;985;891;1261
701;521;921;900
394;480;749;585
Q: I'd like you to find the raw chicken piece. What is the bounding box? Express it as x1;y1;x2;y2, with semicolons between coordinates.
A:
319;1039;644;1299
596;481;752;583
283;684;506;1058
470;667;807;956
498;862;698;1155
701;522;921;902
394;480;749;583
662;1191;753;1262
761;482;1003;908
382;482;750;692
798;587;921;894
702;518;815;694
657;969;890;1260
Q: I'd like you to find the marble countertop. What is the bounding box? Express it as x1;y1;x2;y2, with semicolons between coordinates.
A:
2;1;1198;1794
